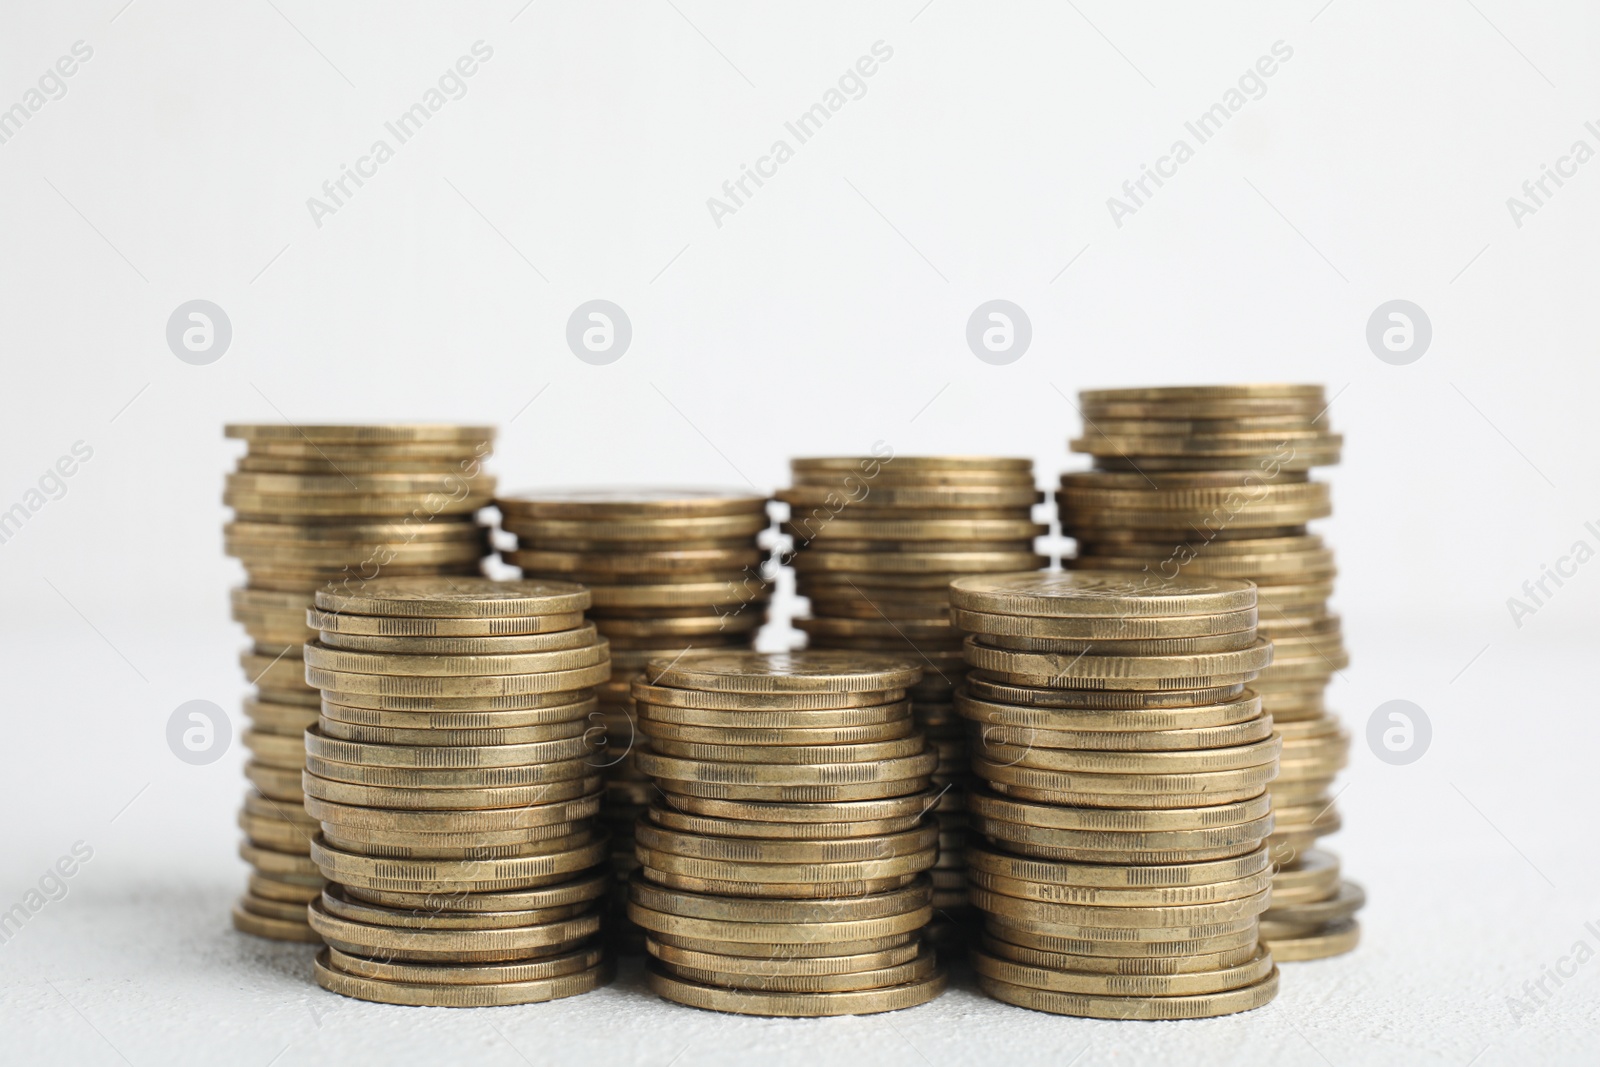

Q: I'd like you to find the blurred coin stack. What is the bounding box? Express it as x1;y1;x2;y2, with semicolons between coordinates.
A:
495;489;773;945
1059;384;1362;959
224;424;496;942
777;457;1047;939
950;572;1282;1019
299;577;614;1006
629;651;948;1017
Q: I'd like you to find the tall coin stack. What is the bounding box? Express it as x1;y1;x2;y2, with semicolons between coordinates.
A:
495;489;773;944
777;457;1047;939
629;651;948;1017
1059;384;1363;959
950;572;1282;1020
223;424;496;943
299;577;614;1006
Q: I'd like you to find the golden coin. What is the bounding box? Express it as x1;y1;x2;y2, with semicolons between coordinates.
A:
304;793;599;833
654;792;937;825
975;716;1272;754
343;874;610;914
636;845;935;884
226;490;492;514
316;717;590;746
584;582;768;609
973;631;1257;657
639;718;912;746
506;545;763;573
244;700;318;735
794;518;1046;541
968;789;1269;832
304;662;611;696
963;636;1273;681
309;609;588;638
648;927;913;957
318;885;591;930
646;964;946;1016
654;778;932;804
301;770;601;811
997;736;1280;775
313;577;589;618
304;640;608;678
986;918;1258;957
1262;918;1359;961
961;679;1247;712
794;617;955;642
974;758;1275;800
981;933;1258;974
244;761;304;801
497;487;768;519
635;821;937;864
639;870;919;900
318;698;596;730
240;842;320;879
227;423;494;444
637;748;936;786
248;872;324;902
1260;881;1364;928
327;943;604;984
628;901;931;945
976;969;1278;1019
238;892;312;923
627;872;929;923
658;951;937;994
643;735;926;765
793;551;1045;574
974;945;1272;996
644;650;921;694
314;951;610;1006
318;824;593;858
976;845;1271;892
505;514;768;543
242;791;317;825
306;897;598;961
778;484;1041;508
316;626;599;655
309;834;608;893
240;730;306;770
231;904;319;942
1081;384;1324;403
1270;849;1339;901
792;455;1031;471
648;937;920;976
949;571;1255;617
238;811;314;853
303;753;594;789
969;881;1272;929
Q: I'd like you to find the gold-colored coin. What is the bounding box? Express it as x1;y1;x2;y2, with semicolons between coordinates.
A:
318;824;592;857
227;423;493;444
319;695;596;725
326;943;604;984
248;872;324;902
627;872;929;923
306;897;598;961
648;927;913;957
645;964;946;1017
237;892;312;923
231;904;319;942
778;484;1041;508
793;518;1046;541
238;811;314;853
997;736;1280;774
976;964;1278;1017
636;845;935;884
242;791;317;825
628;900;931;945
241;729;306;770
653;792;936;825
309;609;587;637
792;550;1045;574
637;748;936;786
640;718;912;746
303;753;593;788
239;842;320;879
1262;918;1358;960
343;874;609;914
792;455;1031;471
244;700;319;735
975;716;1272;754
647;937;920;976
644;650;921;694
963;636;1273;681
316;717;589;746
505;545;763;573
314;951;610;1006
304;793;599;834
226;519;485;545
304;662;611;697
981;933;1258;975
303;640;607;678
961;679;1248;712
968;881;1272;929
635;821;937;864
986;918;1258;957
317;625;599;655
1081;384;1324;403
974;631;1256;656
309;834;608;892
974;758;1275;800
584;581;768;609
654;778;931;804
318;885;591;930
244;761;304;801
313;577;589;618
658;951;937;994
225;490;492;514
1260;881;1364;928
968;789;1269;833
643;734;926;765
301;770;601;811
974;945;1272;996
949;571;1255;617
503;511;768;540
497;487;768;519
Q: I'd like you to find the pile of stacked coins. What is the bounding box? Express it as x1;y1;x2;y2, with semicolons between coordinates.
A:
223;424;495;942
298;577;614;1006
776;457;1046;937
1059;384;1362;958
628;651;948;1017
950;572;1282;1019
495;489;772;944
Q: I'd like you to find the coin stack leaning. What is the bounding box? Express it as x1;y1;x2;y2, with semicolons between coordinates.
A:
298;577;614;1006
224;424;496;943
1059;384;1363;959
629;650;948;1017
950;572;1282;1019
495;489;773;945
777;457;1047;939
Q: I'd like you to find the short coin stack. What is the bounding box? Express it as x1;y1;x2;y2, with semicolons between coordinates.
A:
299;577;614;1006
495;489;773;942
629;651;948;1016
224;424;495;943
950;572;1281;1019
777;457;1047;935
1060;384;1362;959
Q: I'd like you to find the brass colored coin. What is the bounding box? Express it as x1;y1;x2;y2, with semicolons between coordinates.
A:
628;900;932;945
318;886;591;930
1270;849;1340;902
986;918;1258;958
654;778;932;804
305;661;611;696
227;423;493;444
240;842;320;879
961;679;1248;712
301;770;602;811
304;726;591;768
627;872;930;924
974;845;1271;891
969;883;1271;929
963;636;1273;681
244;761;304;801
654;792;937;825
636;845;936;884
779;484;1040;508
506;546;763;573
326;943;604;984
316;717;590;746
238;811;314;853
1263;918;1359;961
974;946;1272;997
242;791;317;825
792;466;1033;487
974;716;1272;754
497;488;768;519
644;735;926;765
320;695;596;725
793;550;1045;574
974;758;1275;800
303;639;606;677
226;491;492;516
638;748;937;786
981;933;1258;975
343;874;610;914
1261;881;1364;928
795;617;955;642
659;951;937;994
648;928;913;957
636;820;937;864
313;577;589;618
976;631;1256;656
318;825;593;857
241;729;306;769
998;736;1280;775
317;626;598;655
949;571;1256;618
304;753;593;788
646;964;946;1017
310;609;586;637
248;872;325;902
315;951;610;1005
238;892;313;923
1081;384;1324;403
792;455;1031;472
307;897;599;960
232;904;320;942
968;789;1270;833
244;700;318;735
645;650;921;694
225;519;486;545
795;518;1046;541
640;718;912;746
304;793;599;834
584;582;769;609
648;938;920;976
309;834;609;893
504;512;768;541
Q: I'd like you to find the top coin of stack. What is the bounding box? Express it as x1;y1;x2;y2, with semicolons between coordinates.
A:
224;424;496;944
495;489;773;941
300;577;615;1007
777;457;1047;929
1059;384;1360;960
950;571;1282;1020
630;651;948;1017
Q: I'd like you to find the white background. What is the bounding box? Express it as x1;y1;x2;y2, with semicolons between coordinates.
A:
1;1;1597;1064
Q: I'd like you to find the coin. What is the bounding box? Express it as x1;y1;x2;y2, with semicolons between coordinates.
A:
315;950;611;1005
301;770;602;811
645;650;922;694
949;572;1256;617
227;424;494;444
1262;918;1359;961
313;577;590;618
648;938;920;976
646;963;946;1016
969;789;1270;832
232;904;320;942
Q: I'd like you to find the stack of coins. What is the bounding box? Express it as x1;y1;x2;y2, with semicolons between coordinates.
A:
495;489;773;944
224;424;495;943
776;457;1046;937
950;572;1282;1019
1059;385;1362;959
298;577;614;1006
628;651;948;1017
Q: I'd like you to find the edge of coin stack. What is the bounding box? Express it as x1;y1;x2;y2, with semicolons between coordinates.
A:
301;576;614;1005
777;456;1047;947
951;571;1281;1019
630;650;948;1017
1061;384;1363;960
224;423;496;944
495;488;774;949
